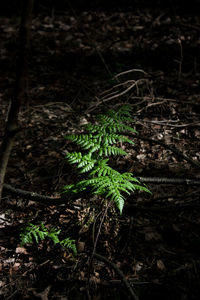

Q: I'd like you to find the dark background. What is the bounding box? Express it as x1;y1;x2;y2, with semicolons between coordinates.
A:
1;0;200;16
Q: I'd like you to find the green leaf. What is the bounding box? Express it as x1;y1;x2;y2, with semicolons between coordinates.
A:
63;105;151;213
60;238;77;255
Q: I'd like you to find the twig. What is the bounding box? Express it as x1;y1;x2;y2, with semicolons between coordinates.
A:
94;253;139;300
3;175;200;206
137;119;200;128
100;79;147;103
3;183;82;207
114;69;148;79
138;177;200;185
177;38;183;80
87;79;148;113
87;202;112;296
100;80;136;98
178;22;200;32
30;285;51;300
92;202;111;257
5;290;18;300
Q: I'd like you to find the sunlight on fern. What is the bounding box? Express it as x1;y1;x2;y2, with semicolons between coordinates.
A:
64;105;150;213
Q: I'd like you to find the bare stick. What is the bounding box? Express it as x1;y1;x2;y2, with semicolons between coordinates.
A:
94;253;139;300
3;175;200;206
114;69;148;79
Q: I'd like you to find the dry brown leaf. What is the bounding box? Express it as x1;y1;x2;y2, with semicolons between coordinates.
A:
15;246;28;254
77;241;85;253
157;259;166;271
12;262;21;272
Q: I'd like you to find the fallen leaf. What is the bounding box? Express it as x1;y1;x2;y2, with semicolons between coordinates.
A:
157;259;166;271
12;262;21;272
77;241;85;253
16;247;28;254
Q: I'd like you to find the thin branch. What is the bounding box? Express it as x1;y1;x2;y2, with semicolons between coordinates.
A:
94;253;139;300
178;22;200;31
87;79;148;113
86;202;112;296
100;80;136;97
2;183;81;206
101;79;147;103
3;175;200;205
137;119;200;128
138;177;200;185
30;285;51;300
114;69;148;79
92;202;111;257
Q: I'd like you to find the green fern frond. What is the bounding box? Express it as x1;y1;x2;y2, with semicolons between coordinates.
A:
80;161;96;173
77;154;96;169
104;105;135;124
84;123;107;134
47;227;61;244
20;223;48;245
103;145;127;156
64;105;150;213
66;134;95;150
60;238;77;255
117;104;132;115
116;105;134;121
110;192;124;215
90;159;119;177
97;114;115;125
117;135;135;144
130;184;151;193
78;172;150;213
109;122;137;134
66;133;92;143
63;183;80;194
20;223;77;255
66;152;82;164
94;133;134;146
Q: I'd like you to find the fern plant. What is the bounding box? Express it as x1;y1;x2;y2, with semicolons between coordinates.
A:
64;105;150;213
20;223;77;255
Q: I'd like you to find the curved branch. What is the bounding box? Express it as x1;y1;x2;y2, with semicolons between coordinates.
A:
94;253;139;300
2;183;80;206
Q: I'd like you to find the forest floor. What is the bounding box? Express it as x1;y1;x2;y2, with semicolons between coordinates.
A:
0;6;200;300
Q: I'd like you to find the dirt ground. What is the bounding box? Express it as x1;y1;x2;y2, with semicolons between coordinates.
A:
0;6;200;300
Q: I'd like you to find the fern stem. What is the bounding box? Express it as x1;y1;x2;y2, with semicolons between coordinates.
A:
87;201;112;287
92;200;112;257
